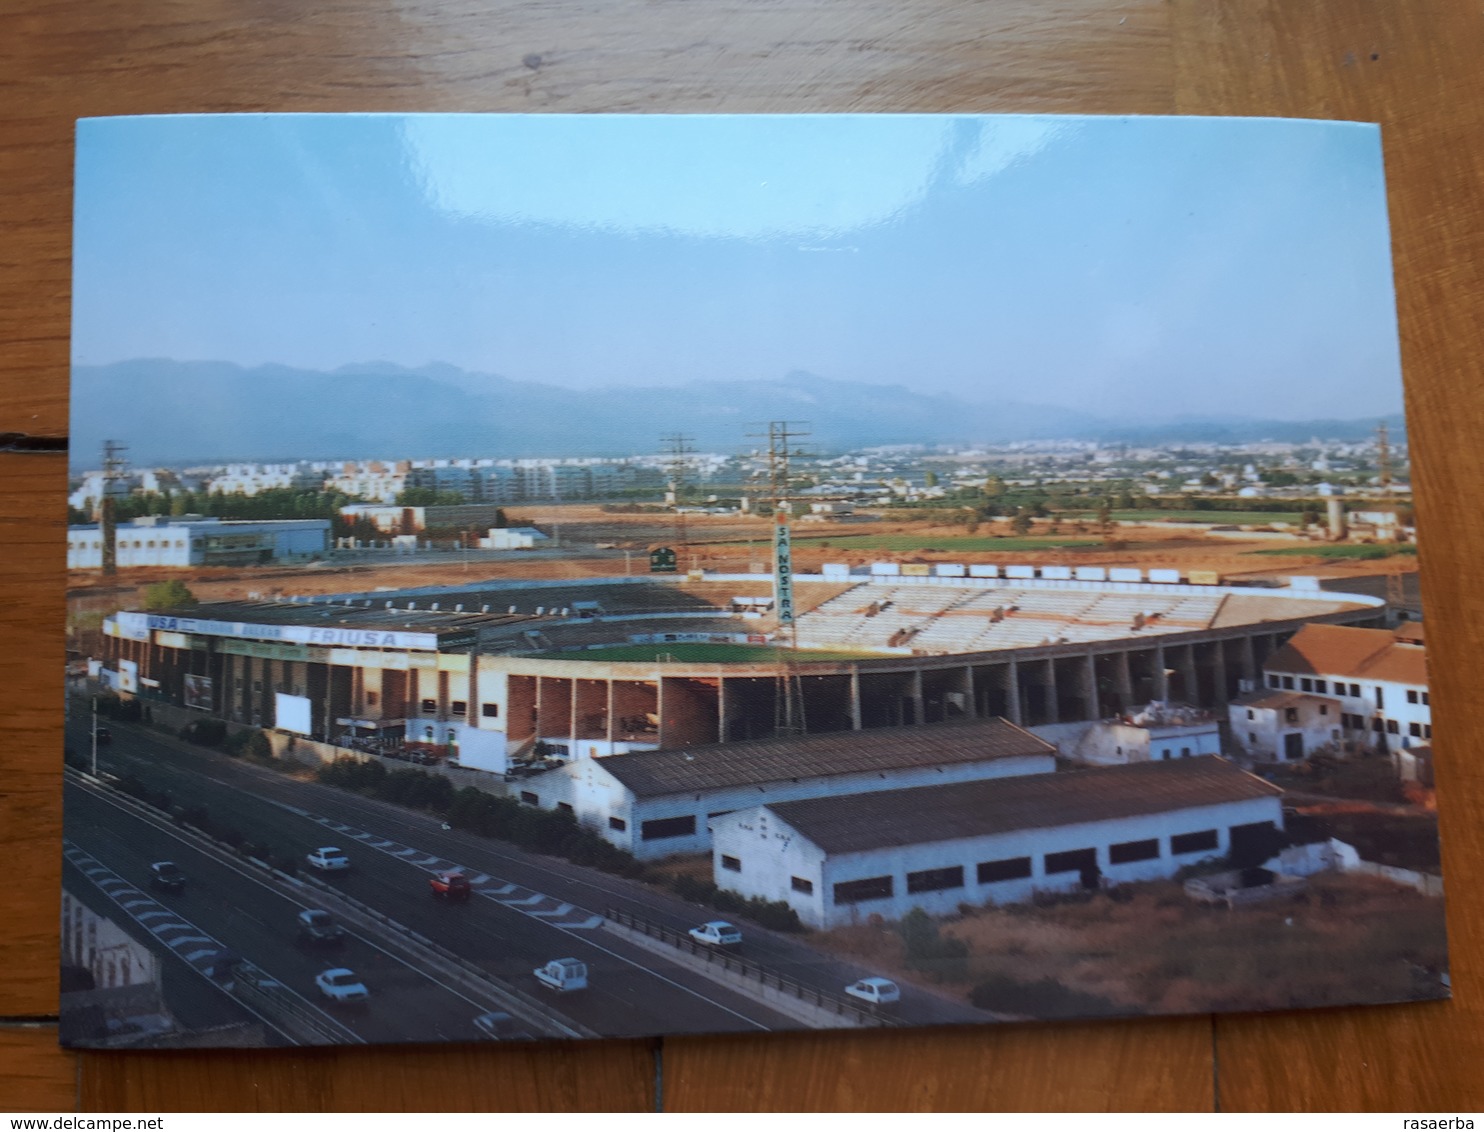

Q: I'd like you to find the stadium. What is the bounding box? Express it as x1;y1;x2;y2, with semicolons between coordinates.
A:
98;561;1388;775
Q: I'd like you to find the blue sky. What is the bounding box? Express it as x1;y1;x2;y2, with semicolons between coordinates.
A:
73;113;1405;421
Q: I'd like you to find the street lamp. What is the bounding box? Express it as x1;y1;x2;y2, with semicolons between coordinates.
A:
90;695;98;778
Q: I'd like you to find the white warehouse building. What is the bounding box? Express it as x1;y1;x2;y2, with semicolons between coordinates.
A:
520;719;1057;860
708;756;1284;929
68;516;330;569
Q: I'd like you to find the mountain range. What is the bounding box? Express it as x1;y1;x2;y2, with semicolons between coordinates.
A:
69;359;1404;466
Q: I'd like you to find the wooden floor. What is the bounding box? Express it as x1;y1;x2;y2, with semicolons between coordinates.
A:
4;0;1483;1111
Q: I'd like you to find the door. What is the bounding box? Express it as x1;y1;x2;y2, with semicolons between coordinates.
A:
1283;732;1305;761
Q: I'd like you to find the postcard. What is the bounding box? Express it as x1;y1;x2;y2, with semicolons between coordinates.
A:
62;113;1445;1048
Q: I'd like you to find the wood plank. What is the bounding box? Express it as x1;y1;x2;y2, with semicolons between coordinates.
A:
0;1028;77;1113
664;1017;1213;1111
1172;0;1484;1110
77;1041;654;1112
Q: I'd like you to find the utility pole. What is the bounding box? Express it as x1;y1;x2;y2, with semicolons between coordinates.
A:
1376;421;1393;492
747;420;810;734
98;440;128;577
91;695;98;777
661;432;695;552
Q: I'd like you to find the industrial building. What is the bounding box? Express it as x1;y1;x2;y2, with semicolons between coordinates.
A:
519;719;1057;859
1065;702;1223;766
96;570;1387;777
67;516;330;569
708;756;1285;928
338;503;510;536
1229;622;1429;758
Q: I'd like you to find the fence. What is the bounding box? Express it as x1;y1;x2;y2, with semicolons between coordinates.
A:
1349;860;1444;896
604;907;897;1028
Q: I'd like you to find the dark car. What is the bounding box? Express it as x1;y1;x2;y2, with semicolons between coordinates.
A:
148;861;185;893
296;909;347;948
430;871;472;902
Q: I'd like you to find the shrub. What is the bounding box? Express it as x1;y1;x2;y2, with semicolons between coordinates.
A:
244;730;273;762
969;973;1124;1019
898;907;969;981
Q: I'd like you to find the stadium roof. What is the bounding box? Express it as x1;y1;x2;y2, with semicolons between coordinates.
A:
1265;623;1426;685
764;756;1281;854
596;718;1055;798
157;599;527;636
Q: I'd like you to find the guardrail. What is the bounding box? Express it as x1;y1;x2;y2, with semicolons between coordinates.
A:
604;907;898;1028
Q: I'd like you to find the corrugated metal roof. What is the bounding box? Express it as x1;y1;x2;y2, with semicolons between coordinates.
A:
1265;623;1427;685
598;718;1054;798
766;756;1281;854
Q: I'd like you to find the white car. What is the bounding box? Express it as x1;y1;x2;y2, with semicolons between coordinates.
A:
306;846;350;872
688;921;743;948
315;967;369;1004
845;977;901;1006
533;958;588;993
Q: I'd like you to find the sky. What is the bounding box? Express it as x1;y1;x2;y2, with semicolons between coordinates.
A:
72;113;1406;421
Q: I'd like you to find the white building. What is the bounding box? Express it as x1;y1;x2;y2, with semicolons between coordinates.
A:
518;719;1057;860
1257;623;1430;749
1229;690;1343;761
67;516;330;569
708;756;1284;928
479;526;549;550
1070;702;1222;765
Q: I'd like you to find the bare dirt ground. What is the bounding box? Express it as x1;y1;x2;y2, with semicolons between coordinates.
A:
65;507;1415;611
812;872;1448;1019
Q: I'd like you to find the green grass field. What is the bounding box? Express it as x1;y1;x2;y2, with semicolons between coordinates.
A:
1064;509;1303;525
792;535;1100;552
1252;544;1417;560
527;642;883;663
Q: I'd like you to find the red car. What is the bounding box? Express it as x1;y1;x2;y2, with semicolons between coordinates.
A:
429;871;471;902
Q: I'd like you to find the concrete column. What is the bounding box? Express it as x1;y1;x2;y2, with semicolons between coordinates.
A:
909;669;925;725
1179;644;1199;705
962;666;977;719
656;676;667;747
717;677;730;743
1240;635;1258;684
570;679;580;742
848;669;863;730
534;676;545;740
1115;650;1133;707
1212;643;1229;707
605;680;615;745
1085;654;1099;720
1044;658;1059;724
1006;659;1022;725
1153;643;1169;700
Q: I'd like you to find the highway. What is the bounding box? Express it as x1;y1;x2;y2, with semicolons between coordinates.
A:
65;711;992;1040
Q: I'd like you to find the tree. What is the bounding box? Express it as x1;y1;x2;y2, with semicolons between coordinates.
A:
924;470;939;488
1010;509;1033;537
142;579;197;610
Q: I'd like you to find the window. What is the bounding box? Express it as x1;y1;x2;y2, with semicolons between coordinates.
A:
1246;709;1255;720
608;817;627;832
1267;674;1280;689
481;703;500;718
1248;732;1257;744
1315;680;1328;694
641;815;697;841
1350;683;1361;698
1045;848;1096;875
1373;718;1384;732
366;691;379;706
1407;689;1419;704
1375;687;1385;709
1300;678;1313;692
1109;838;1159;864
451;701;467;716
557;802;573;814
519;791;539;805
720;855;741;872
906;865;964;894
1282;676;1295;690
1171;829;1219;854
833;876;894;905
1423;691;1430;706
977;857;1032;883
1285;708;1298;723
1319;704;1328;716
420;698;437;713
791;876;814;895
707;810;735;819
1409;722;1422;738
1180;747;1191;758
1425;724;1433;739
1386;719;1400;734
